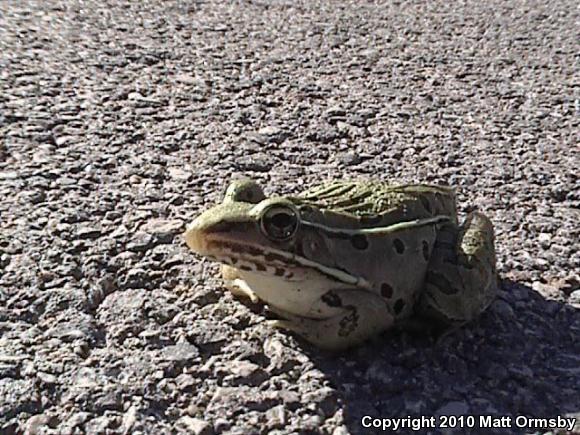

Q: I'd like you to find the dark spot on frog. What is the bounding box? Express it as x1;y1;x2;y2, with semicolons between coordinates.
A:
230;257;238;265
420;196;432;213
255;263;266;272
422;240;430;261
338;309;358;337
245;246;263;257
239;265;253;272
321;291;342;307
217;241;238;254
275;268;285;276
394;299;405;315
393;238;405;254
265;252;288;263
351;234;369;250
381;283;394;299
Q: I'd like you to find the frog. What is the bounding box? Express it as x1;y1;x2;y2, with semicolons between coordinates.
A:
184;179;497;350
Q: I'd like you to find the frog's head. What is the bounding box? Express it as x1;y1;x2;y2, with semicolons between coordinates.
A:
184;179;306;267
184;196;301;260
184;179;373;290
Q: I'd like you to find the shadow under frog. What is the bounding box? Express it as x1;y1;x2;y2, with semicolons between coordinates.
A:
298;279;579;435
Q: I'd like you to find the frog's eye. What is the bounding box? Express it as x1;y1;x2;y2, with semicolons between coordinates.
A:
260;205;299;241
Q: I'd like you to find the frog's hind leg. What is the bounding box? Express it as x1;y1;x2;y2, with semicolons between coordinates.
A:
417;212;498;327
267;290;395;351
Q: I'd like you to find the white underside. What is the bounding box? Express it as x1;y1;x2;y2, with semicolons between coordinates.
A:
236;268;351;319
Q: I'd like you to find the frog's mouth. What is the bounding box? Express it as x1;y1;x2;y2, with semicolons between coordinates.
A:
211;240;303;281
185;221;293;273
185;225;371;288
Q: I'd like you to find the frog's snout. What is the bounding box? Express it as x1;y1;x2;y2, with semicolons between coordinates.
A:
184;218;207;254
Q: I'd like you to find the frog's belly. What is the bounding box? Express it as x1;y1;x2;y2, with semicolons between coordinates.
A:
236;269;350;319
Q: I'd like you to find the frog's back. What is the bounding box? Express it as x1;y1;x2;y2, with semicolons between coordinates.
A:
294;181;457;225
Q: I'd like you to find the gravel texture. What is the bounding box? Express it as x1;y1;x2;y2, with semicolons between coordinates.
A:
1;1;578;434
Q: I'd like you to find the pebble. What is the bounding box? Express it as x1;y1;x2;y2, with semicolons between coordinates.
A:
177;417;214;435
77;226;101;240
338;151;362;166
538;232;552;249
64;412;91;430
141;218;184;243
252;126;289;144
168;167;192;181
122;267;149;289
325;106;346;118
158;341;200;363
222;360;267;386
265;404;287;429
126;232;154;252
24;414;54;435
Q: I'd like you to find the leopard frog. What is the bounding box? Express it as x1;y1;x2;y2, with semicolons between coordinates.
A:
184;179;497;350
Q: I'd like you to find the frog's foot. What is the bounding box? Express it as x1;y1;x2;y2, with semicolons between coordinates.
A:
221;265;259;303
266;290;394;351
418;212;498;326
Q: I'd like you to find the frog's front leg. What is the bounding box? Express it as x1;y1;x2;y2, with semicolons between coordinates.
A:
417;212;498;325
268;290;395;351
221;265;260;303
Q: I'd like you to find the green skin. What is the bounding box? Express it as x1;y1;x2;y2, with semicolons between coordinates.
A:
184;179;498;350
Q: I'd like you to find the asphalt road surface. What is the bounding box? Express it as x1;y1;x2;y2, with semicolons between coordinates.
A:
0;1;578;434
